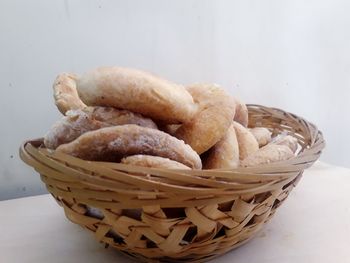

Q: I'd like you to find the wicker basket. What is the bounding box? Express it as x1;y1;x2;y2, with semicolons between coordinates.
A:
19;104;324;262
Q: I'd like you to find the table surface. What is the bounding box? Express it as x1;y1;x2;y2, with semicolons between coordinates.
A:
1;162;350;263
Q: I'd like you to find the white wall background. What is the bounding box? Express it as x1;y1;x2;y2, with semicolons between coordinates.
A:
1;0;349;200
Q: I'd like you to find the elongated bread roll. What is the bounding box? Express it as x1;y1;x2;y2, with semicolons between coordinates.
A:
233;122;259;160
44;107;157;149
53;73;86;114
233;97;249;127
272;134;298;153
241;144;294;167
76;67;197;124
56;125;202;169
250;127;272;147
204;125;240;169
175;84;236;154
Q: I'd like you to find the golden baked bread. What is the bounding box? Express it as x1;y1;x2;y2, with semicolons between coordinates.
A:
241;134;297;167
44;107;157;149
241;144;294;167
250;127;272;147
88;106;157;129
47;66;298;172
53;73;86;114
175;83;236;154
76;67;197;124
233;122;259;160
56;125;202;169
272;134;298;153
204;125;240;169
233;97;248;127
121;155;191;169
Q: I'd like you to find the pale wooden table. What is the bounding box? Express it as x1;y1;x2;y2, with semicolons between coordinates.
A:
1;162;349;263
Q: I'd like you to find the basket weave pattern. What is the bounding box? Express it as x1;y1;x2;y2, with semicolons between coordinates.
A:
20;105;324;262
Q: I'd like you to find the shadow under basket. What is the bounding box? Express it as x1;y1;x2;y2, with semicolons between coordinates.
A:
19;104;325;262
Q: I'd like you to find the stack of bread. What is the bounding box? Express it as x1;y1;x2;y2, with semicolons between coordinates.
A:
44;67;298;170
